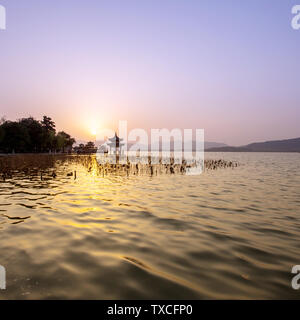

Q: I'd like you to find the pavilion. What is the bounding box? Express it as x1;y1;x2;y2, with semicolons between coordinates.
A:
107;133;125;155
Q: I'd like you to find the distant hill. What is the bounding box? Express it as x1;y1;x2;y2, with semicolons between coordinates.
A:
205;142;228;149
206;138;300;152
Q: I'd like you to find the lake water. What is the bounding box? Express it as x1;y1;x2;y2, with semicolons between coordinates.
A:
0;153;300;299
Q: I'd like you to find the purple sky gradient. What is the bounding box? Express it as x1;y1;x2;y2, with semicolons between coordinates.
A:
0;0;299;145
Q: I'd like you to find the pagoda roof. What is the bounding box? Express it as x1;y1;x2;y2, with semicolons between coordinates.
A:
108;133;123;142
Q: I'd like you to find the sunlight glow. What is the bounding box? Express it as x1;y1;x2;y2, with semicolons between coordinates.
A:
88;119;101;137
90;128;97;136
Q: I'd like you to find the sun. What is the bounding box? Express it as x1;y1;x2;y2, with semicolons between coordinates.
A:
87;118;102;137
89;122;99;136
90;128;97;136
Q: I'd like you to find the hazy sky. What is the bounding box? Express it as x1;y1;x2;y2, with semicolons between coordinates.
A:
0;0;299;145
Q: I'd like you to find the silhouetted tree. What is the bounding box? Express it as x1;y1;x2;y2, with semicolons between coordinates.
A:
41;116;56;133
73;142;97;154
0;121;30;153
0;116;76;154
18;117;44;152
56;131;76;153
85;141;96;149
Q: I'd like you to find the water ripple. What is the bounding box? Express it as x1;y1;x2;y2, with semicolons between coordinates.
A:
0;153;300;299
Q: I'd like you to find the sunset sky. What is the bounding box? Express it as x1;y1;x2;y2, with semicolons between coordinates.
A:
0;0;299;145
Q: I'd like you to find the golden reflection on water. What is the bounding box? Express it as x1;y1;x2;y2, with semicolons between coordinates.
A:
0;153;300;299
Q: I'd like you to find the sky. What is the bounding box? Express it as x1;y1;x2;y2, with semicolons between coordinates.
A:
0;0;299;145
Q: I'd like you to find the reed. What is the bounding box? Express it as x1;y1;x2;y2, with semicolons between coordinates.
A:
0;154;238;180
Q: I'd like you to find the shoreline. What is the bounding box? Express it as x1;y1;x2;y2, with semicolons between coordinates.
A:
1;151;300;156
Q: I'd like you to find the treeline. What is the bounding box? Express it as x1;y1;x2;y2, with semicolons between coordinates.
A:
0;116;76;153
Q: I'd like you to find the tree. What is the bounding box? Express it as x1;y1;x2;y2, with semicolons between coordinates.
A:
56;131;76;153
40;116;56;152
41;116;56;133
85;141;96;149
0;121;30;153
18;117;44;152
0;116;75;153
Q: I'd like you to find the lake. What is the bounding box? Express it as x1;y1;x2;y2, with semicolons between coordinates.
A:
0;152;299;299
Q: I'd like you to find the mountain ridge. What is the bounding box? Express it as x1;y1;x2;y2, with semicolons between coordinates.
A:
206;137;300;152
